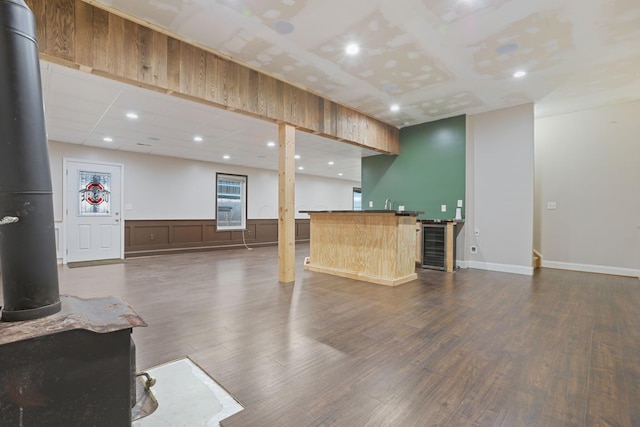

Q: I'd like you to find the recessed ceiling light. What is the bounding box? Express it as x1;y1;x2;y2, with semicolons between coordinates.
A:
345;43;360;55
338;173;343;176
126;112;138;119
328;161;334;165
103;137;113;142
193;136;203;142
390;104;400;112
267;141;276;147
298;166;304;170
294;154;301;159
513;70;527;78
223;155;230;160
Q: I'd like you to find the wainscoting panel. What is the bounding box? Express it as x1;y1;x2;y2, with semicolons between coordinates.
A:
125;219;310;257
256;223;278;240
173;225;203;244
134;225;170;247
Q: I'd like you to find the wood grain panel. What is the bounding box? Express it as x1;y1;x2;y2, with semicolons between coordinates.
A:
73;1;93;66
137;26;168;87
245;69;260;114
222;61;239;109
30;0;399;153
122;20;139;81
180;43;206;99
46;0;75;61
397;216;419;277
306;212;418;286
236;66;251;112
204;52;219;103
90;6;110;72
278;124;296;283
166;37;181;93
107;14;126;77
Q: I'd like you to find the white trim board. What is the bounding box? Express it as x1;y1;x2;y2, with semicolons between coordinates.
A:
542;260;640;278
466;261;534;276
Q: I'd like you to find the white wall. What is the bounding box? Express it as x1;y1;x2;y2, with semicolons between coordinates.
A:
535;101;640;277
464;104;535;275
48;141;358;221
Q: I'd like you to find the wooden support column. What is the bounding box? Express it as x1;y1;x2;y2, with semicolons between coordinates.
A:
278;123;296;283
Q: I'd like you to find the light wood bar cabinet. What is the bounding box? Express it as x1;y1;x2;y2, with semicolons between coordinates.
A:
301;210;423;286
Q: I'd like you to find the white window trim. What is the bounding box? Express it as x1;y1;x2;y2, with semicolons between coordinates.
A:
216;173;247;231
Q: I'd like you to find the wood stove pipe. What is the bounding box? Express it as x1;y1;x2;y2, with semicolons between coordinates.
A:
0;0;61;321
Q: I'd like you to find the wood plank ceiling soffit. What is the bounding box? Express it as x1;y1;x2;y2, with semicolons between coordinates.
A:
25;0;399;154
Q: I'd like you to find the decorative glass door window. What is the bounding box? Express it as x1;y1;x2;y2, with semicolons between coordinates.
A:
78;171;111;215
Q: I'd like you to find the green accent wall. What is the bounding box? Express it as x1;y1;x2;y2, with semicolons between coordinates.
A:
362;115;466;220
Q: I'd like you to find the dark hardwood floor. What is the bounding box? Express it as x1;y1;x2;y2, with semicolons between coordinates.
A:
11;244;640;426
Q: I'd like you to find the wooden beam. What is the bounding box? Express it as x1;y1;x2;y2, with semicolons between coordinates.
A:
278;124;296;284
26;0;399;154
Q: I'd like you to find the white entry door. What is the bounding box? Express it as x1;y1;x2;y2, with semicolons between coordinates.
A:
64;159;123;263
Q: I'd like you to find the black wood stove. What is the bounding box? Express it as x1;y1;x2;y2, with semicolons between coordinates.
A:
0;1;147;425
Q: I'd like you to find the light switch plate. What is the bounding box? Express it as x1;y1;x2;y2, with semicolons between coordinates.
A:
369;201;373;208
457;200;463;207
441;205;446;212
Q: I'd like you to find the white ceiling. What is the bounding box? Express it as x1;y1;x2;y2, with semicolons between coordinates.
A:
42;0;640;181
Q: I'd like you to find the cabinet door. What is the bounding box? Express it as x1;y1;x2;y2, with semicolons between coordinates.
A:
422;224;446;270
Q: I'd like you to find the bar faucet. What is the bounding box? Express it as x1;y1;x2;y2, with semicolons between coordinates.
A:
385;198;392;210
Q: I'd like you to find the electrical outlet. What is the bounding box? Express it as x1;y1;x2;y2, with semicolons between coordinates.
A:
547;201;557;210
470;245;478;254
441;204;446;212
369;201;373;208
457;200;463;207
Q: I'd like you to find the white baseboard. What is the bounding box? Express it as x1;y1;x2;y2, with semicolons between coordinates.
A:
456;260;469;269
542;260;640;278
467;260;534;276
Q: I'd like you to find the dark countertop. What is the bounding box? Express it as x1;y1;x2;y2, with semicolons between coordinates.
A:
421;219;465;223
299;210;424;216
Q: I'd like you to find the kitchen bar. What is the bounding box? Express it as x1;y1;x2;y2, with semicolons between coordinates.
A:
300;210;423;286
